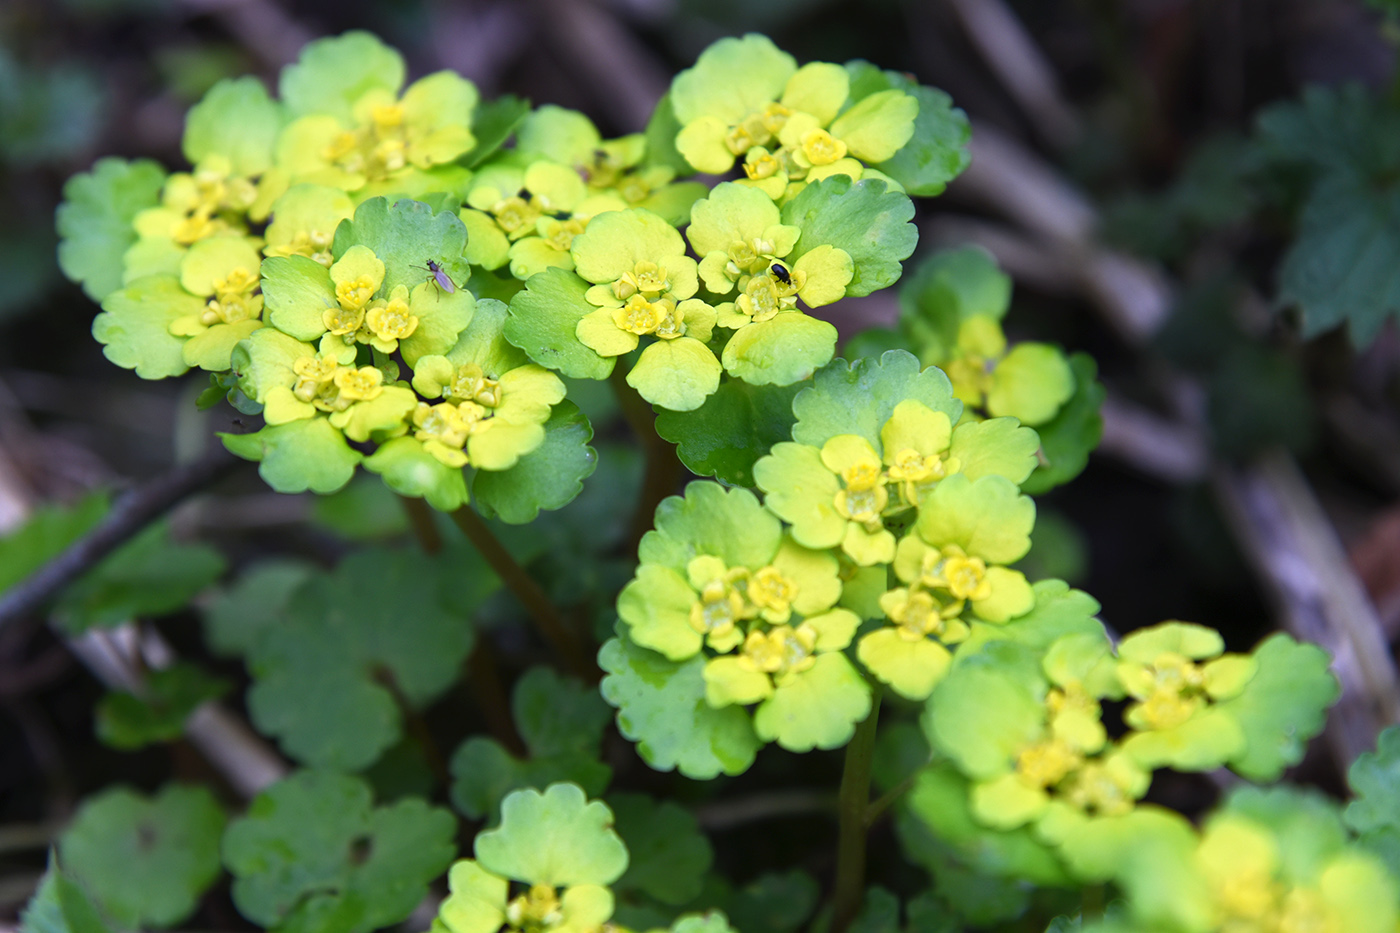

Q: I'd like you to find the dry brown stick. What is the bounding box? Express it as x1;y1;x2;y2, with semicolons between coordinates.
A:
0;445;242;636
1214;453;1400;767
942;0;1081;148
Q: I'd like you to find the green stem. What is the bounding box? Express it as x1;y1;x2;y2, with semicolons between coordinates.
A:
831;689;882;933
863;772;916;829
449;505;596;680
399;495;444;555
608;366;683;550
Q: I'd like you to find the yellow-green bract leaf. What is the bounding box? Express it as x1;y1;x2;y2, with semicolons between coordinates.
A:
364;436;470;512
948;417;1039;485
654;379;800;487
629;337;722;411
278;31;405;121
220;419;362;494
608;794;713;906
753;653;872;751
916;474;1035;565
901;764;1070;887
332;197;470;295
924;663;1044;780
598;636;760;780
898;246;1011;364
1217;633;1339;781
53;522;225;634
471;401;596;524
722;313;837;387
475;783;628;886
1020;353;1105;495
845;63;972;197
638;482;782;578
505;268;616;380
956;579;1102;658
781;176;917;297
93;276;200;379
642;91;692;175
987;343;1076;425
792;350;960;450
224;771;456;933
182;77;284;175
261;254;336;341
671;34;796;128
58;784;225;930
56;157;166;302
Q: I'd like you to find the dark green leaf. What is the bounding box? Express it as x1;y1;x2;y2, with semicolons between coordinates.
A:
465;95;531;168
472;401;597;524
654;378;800;486
246;548;478;770
56;158;166;302
609;794;713;905
781;176;918;297
58;785;224;929
505;268;616;380
54;522;225;633
0;491;108;597
331;197;470;295
203;559;316;658
223;771;455;933
95;663;229;750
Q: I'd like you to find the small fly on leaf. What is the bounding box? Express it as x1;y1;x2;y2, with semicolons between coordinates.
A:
415;258;459;295
769;262;792;285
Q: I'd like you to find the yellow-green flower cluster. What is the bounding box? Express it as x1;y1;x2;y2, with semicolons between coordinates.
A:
671;34;917;201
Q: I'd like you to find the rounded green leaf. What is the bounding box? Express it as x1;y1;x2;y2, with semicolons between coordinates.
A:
203;559;314;658
244;547;477;770
792;350;960;450
57;157;166;302
222;419;362;495
671;34;797;126
598;636;760;780
474;783;628;887
364;436;471;512
471;400;596;523
223;770;456;933
1217;633;1339;781
924;665;1044;779
608;794;713;905
752;653;871;751
948;417;1039;484
628;337;722;411
93;276;201;379
183;77;284;175
722;314;837;386
987;343;1076;425
916;473;1035;565
637;481;782;577
781;176;917;296
279;31;405;121
59;784;224;929
1019;353;1105;495
331;197;470;296
654;379;800;487
505;268;616;379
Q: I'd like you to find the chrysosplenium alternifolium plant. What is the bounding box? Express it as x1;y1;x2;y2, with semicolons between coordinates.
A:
46;28;1400;933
